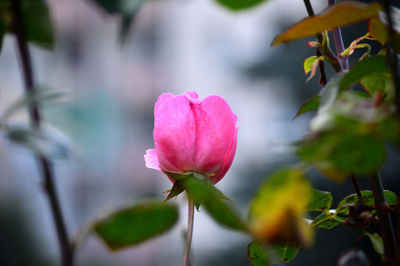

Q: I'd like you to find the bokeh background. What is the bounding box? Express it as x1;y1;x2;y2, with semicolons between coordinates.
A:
0;0;398;265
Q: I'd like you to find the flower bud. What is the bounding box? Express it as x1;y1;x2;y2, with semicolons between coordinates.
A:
145;91;238;184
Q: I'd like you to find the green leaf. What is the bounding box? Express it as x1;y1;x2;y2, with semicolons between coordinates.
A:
215;0;268;11
247;241;300;266
273;243;300;263
365;232;384;255
304;56;318;74
248;241;271;266
293;95;319;120
272;2;382;45
308;189;333;212
336;190;398;213
4;124;73;159
311;212;345;229
94;201;179;250
182;176;246;231
339;56;387;91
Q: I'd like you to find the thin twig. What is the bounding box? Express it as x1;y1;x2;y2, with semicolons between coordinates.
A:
303;0;341;73
350;174;363;204
10;0;73;265
368;172;397;263
183;198;195;266
316;49;327;86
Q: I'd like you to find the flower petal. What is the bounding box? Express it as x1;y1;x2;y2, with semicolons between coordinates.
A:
192;95;238;174
154;94;196;172
154;93;174;117
144;149;161;170
210;125;238;184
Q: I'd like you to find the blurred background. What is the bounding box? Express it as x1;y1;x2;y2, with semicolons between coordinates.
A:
0;0;398;265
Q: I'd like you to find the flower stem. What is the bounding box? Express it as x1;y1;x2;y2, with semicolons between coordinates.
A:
10;0;73;265
183;198;195;266
368;172;397;263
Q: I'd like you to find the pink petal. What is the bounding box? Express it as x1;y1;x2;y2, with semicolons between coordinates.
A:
153;94;196;172
144;149;161;170
184;91;200;104
191;95;238;174
154;93;174;117
210;125;238;184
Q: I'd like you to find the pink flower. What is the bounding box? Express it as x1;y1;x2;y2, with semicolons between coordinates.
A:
144;91;238;184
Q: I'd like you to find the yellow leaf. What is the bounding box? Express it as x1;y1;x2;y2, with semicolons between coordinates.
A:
248;168;313;247
272;2;382;46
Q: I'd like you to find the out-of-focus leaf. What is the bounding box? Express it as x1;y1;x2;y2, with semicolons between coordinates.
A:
91;0;142;14
215;0;268;11
339;56;387;91
249;167;313;246
247;241;300;266
0;0;54;48
93;201;179;250
308;189;332;212
0;19;6;52
298;132;386;179
19;0;54;48
1;89;70;122
365;232;384;255
272;2;382;46
90;0;145;41
293;95;319;120
369;16;389;44
182;176;246;231
319;72;347;114
4;124;73;159
300;79;398;181
0;0;53;48
360;72;394;102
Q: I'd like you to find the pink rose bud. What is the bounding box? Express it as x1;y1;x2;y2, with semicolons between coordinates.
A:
144;91;238;184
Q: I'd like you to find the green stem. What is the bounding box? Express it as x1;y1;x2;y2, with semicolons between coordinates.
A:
183;198;194;266
368;172;397;263
10;0;73;265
